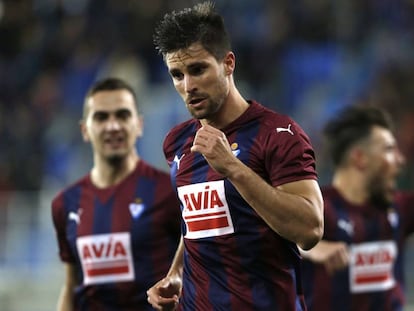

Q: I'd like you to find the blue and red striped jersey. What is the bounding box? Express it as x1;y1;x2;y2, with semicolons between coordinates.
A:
302;186;414;311
51;160;181;310
163;101;318;310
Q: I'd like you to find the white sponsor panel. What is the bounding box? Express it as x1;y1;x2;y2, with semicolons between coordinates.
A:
349;240;397;293
177;180;234;239
77;232;134;285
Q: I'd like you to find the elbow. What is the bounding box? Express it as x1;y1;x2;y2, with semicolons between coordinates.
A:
298;218;324;251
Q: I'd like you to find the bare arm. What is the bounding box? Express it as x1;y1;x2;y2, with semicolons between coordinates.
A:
57;263;76;311
191;124;324;250
166;236;184;280
300;240;349;274
147;236;184;310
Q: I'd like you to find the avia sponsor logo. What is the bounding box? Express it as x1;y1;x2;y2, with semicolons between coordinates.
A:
355;249;393;266
177;180;234;239
76;232;134;285
349;240;397;293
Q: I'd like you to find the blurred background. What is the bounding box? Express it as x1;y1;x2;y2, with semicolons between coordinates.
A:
0;0;413;310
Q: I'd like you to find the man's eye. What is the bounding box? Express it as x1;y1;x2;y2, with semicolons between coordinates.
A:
189;66;204;75
171;72;184;80
94;112;108;121
116;110;131;120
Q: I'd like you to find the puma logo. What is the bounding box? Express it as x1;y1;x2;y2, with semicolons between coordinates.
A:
338;219;354;236
68;209;82;225
276;124;294;135
173;154;185;170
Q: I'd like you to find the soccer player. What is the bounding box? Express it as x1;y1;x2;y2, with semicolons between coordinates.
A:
301;105;414;311
146;2;324;310
51;77;181;310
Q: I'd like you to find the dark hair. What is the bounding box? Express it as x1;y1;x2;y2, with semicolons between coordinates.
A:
83;77;138;118
323;105;393;167
153;1;231;60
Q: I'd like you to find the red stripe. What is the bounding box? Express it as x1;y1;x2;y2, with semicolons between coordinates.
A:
87;265;130;277
187;216;229;231
184;211;226;220
355;272;390;284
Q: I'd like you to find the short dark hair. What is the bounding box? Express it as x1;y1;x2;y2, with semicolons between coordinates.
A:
83;77;138;118
323;105;393;167
153;1;231;60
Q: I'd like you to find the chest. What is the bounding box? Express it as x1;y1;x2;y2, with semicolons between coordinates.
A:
171;129;264;187
327;206;400;244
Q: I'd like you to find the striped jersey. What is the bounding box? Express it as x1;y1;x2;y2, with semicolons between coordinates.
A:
51;160;181;310
302;186;414;311
163;101;318;310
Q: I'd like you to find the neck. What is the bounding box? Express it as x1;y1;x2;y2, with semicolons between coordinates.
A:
332;167;368;205
91;153;139;188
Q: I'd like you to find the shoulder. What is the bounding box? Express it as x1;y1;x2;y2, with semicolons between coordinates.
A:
51;175;89;226
248;101;311;143
249;101;296;126
163;118;198;158
51;175;89;210
164;118;198;142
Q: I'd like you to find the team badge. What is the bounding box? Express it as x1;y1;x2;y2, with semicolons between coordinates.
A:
231;142;240;157
129;198;144;219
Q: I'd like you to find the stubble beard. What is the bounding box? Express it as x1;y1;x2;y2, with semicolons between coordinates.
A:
367;178;393;210
189;97;223;120
106;154;125;168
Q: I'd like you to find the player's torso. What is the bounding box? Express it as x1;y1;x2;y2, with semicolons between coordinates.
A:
313;187;405;310
165;108;308;310
63;171;176;287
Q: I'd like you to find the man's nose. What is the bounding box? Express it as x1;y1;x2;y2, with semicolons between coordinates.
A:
184;75;196;93
397;150;406;166
105;117;121;131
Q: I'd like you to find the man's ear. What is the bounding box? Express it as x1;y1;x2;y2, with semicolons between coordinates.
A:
79;120;90;142
136;115;144;138
350;147;368;171
223;51;235;76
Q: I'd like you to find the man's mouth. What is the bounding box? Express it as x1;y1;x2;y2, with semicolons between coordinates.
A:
188;97;206;106
104;136;124;147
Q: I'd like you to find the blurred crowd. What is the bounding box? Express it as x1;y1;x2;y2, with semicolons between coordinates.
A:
1;0;414;195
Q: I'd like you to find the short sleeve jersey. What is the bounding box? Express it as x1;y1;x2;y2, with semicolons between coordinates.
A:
51;160;181;311
302;186;414;311
163;101;317;311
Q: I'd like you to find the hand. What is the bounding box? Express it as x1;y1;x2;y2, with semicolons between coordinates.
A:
303;240;349;275
191;124;236;175
147;276;182;311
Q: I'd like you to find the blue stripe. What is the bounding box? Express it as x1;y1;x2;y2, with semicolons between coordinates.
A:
93;196;114;234
63;185;82;266
132;176;156;283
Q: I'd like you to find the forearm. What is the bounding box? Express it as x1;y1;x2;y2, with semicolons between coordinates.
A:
226;160;323;249
57;263;76;311
299;241;350;274
57;284;73;311
166;236;184;278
